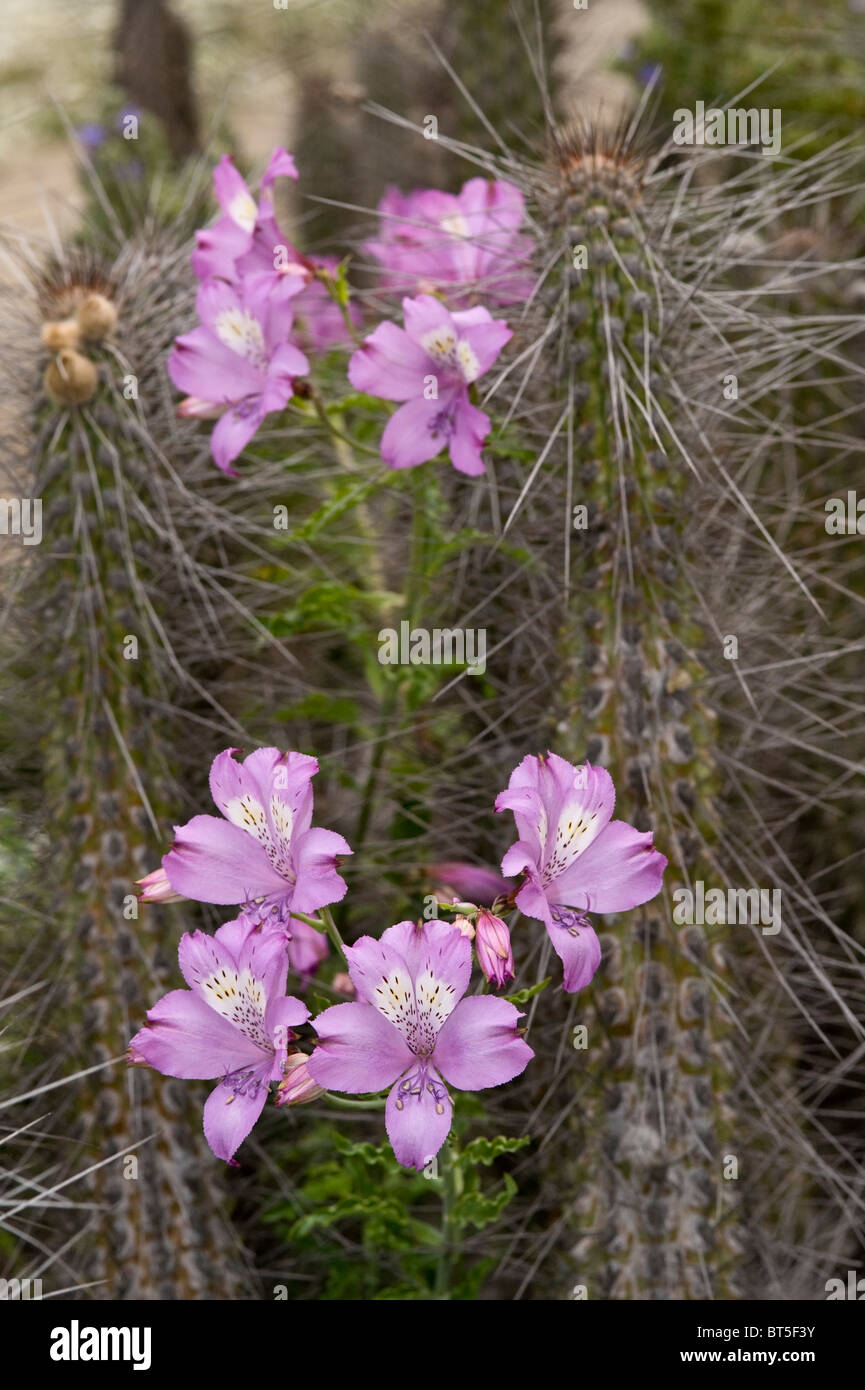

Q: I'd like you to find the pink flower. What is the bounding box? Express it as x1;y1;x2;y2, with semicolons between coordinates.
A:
308;920;533;1169
474;909;515;988
128;914;308;1161
160;747;352;927
495;754;667;993
167;275;309;474
365;178;533;307
191;149;299;285
347;294;511;475
193;150;358;350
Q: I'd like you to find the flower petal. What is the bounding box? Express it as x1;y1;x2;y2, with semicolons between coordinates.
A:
433;996;533;1089
554;819;667;913
286;916;329;976
260;146;299;187
289;826;352;914
168;326;262;403
128;989;261;1079
308;1001;413;1092
545;917;602;994
347;321;431;401
456;318;512;377
210;402;265;472
385;1067;453;1170
213;154;258;232
447;399;490;476
203;1068;269;1161
380;397;449;470
163;813;289;905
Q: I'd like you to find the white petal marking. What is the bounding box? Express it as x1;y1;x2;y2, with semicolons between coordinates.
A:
201;966;271;1051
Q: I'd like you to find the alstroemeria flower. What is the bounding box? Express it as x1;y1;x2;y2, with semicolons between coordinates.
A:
365;178;534;307
192;149;357;349
308;919;533;1169
168;274;309;473
128;914;308;1161
160;747;352;925
348;294;511;475
495;754;667;993
191;148;299;283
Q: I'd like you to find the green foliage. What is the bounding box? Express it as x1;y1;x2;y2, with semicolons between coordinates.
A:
265;1126;528;1299
628;0;865;155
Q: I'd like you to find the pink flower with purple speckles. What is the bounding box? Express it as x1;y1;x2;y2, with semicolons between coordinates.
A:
307;919;533;1169
128;914;309;1162
160;747;352;927
347;293;511;475
495;753;667;993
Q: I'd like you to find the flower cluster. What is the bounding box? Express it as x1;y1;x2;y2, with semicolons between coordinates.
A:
130;748;665;1169
170;152;530;478
169;149;353;474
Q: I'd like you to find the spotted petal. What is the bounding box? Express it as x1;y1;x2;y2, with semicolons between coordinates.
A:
385;1066;453;1170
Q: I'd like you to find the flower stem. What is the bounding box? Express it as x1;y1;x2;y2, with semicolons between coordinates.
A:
288;910;326;932
435;1144;457;1300
320;904;349;970
325;1093;386;1111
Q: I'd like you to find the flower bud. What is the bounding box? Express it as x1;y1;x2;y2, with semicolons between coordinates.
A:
332;972;356;997
452;915;476;941
41;318;81;351
43;348;99;405
136;866;184;903
275;1052;325;1107
474;909;514;988
75;292;118;341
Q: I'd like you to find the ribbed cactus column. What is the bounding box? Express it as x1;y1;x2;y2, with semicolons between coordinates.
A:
23;257;248;1298
539;132;743;1298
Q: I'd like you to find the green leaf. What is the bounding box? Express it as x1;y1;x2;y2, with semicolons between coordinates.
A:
503;976;551;1006
459;1134;532;1167
332;1134;394;1166
452;1173;518;1231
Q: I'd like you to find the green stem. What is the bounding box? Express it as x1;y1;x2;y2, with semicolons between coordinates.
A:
435;1144;456;1300
326;1093;387;1110
289;910;326;931
320;904;349;970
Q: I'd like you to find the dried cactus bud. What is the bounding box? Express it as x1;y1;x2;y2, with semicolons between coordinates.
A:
43;348;99;405
41;317;81;351
75;292;118;341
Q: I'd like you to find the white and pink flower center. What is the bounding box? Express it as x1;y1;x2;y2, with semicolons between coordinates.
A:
373;963;457;1056
229;189;258;234
541;799;603;885
201;964;271;1051
223;791;296;882
439;213;470;239
214;308;268;370
420;326;480;383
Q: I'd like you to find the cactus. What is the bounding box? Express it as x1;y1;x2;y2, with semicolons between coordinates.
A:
0;212;307;1296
